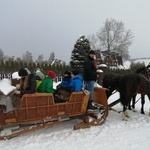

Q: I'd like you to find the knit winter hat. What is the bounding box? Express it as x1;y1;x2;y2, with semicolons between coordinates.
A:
89;50;95;55
71;70;79;76
18;68;28;77
64;70;71;76
47;71;56;79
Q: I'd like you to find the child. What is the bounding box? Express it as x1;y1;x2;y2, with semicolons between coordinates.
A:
55;70;83;101
56;70;71;91
37;70;56;93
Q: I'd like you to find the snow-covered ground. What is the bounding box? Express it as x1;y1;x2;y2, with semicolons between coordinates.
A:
1;58;150;150
0;77;150;150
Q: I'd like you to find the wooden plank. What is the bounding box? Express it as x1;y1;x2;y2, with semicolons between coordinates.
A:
5;118;16;123
0;121;61;140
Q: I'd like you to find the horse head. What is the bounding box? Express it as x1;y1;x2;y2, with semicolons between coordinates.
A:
135;67;150;80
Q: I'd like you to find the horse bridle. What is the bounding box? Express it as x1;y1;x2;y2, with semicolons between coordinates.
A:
138;68;150;81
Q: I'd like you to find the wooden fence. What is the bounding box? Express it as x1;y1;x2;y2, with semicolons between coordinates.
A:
0;73;62;83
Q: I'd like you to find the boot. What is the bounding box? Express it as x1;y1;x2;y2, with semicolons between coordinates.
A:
87;101;98;110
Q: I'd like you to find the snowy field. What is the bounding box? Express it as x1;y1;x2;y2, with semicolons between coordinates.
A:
1;58;150;150
0;78;150;150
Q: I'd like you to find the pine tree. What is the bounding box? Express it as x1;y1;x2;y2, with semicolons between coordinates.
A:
70;35;91;74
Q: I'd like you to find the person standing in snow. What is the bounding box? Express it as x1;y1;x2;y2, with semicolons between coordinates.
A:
83;50;99;110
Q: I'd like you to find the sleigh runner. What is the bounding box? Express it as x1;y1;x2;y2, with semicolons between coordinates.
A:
0;87;108;140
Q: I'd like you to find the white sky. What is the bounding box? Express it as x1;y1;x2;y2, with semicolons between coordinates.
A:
0;0;150;63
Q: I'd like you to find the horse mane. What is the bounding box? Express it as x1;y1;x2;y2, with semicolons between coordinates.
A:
135;67;147;74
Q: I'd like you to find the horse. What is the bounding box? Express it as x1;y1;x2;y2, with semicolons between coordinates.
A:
129;66;150;114
102;73;136;111
119;73;150;120
102;73;122;99
102;66;150;115
102;73;122;98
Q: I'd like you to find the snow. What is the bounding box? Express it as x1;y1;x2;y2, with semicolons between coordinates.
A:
0;72;20;95
98;64;108;67
123;60;131;69
12;72;21;79
134;59;150;66
0;78;150;149
0;79;16;95
124;58;150;69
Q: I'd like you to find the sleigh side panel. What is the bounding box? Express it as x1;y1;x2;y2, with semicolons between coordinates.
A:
0;91;89;125
93;87;109;117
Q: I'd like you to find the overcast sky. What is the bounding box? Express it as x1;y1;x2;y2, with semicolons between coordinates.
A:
0;0;150;63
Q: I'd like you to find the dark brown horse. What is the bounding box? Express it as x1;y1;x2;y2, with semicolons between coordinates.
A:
102;73;122;98
130;67;150;114
119;73;150;120
102;66;150;115
102;73;136;111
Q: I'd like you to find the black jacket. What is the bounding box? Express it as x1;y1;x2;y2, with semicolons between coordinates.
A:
20;74;36;95
83;55;97;81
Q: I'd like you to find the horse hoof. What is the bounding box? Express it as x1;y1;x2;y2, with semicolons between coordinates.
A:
132;109;137;112
141;111;145;114
122;118;128;121
122;110;129;121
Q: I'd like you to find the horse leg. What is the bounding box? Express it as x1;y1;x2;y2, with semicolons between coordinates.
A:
141;95;145;114
128;97;132;110
128;95;136;111
131;95;137;112
122;105;129;121
147;95;150;115
121;95;130;121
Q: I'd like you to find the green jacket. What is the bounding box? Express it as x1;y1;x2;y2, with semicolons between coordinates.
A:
36;80;42;90
37;76;55;93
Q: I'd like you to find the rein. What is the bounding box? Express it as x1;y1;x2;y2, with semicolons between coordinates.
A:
111;90;118;95
134;96;141;104
137;68;150;81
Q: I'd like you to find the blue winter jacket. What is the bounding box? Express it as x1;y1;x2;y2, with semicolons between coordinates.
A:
68;75;83;92
61;76;71;88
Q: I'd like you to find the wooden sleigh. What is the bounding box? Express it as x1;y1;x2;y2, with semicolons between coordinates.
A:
0;87;108;140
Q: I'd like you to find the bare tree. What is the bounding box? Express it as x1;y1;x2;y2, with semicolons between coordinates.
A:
48;52;55;63
16;57;22;62
0;48;4;61
88;34;99;50
96;18;134;59
22;51;33;64
36;54;44;66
